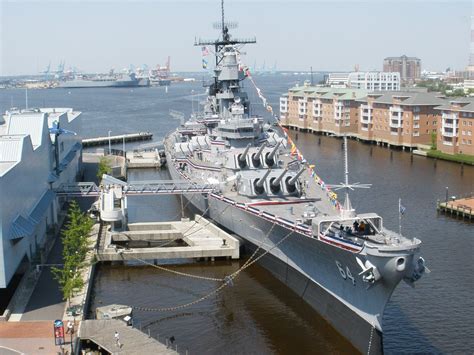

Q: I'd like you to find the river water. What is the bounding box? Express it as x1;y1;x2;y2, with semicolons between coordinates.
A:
1;75;473;354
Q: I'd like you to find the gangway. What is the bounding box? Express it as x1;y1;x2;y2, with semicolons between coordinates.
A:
54;175;217;197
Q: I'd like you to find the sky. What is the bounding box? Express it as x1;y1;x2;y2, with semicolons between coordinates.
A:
0;0;472;76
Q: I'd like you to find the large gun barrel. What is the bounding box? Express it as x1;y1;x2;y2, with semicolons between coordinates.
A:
288;167;306;186
271;167;288;186
256;141;267;157
239;143;251;162
252;142;267;167
256;169;272;188
265;141;281;167
238;143;251;168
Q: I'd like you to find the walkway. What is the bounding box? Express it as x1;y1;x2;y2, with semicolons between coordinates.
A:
0;321;62;355
79;319;178;354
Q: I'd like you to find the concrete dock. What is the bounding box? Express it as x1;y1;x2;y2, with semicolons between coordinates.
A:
126;150;164;169
437;195;474;220
82;132;153;147
79;319;178;354
97;216;240;262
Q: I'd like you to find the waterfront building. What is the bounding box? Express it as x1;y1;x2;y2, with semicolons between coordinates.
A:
348;72;400;91
383;55;421;84
280;84;367;136
281;87;452;150
356;91;445;148
0;108;81;289
434;98;474;155
326;73;349;88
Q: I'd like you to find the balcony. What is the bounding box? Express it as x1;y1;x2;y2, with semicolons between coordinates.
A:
442;112;458;120
442;131;454;137
443;122;455;129
389;120;402;128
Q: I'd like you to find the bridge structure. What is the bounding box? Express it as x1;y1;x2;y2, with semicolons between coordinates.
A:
54;176;218;197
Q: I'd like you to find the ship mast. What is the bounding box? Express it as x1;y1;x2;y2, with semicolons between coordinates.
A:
194;0;256;117
328;136;371;218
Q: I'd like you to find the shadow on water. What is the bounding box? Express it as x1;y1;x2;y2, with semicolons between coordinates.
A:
383;302;442;354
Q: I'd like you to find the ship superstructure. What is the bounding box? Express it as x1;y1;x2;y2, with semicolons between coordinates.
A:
164;2;428;353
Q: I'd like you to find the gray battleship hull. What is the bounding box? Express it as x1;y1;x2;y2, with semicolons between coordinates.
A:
58;79;142;89
167;158;384;354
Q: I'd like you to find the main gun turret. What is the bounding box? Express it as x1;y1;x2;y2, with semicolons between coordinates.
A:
252;142;267;168
238;143;251;169
269;167;288;194
265;141;281;167
285;167;305;194
254;168;272;195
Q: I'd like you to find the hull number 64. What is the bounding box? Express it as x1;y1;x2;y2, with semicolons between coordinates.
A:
335;260;355;286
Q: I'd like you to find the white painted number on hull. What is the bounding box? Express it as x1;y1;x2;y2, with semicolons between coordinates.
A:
336;260;355;286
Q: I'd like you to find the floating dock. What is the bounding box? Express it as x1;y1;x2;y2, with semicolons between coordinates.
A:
437;195;474;220
97;216;240;262
79;319;178;354
82;132;153;147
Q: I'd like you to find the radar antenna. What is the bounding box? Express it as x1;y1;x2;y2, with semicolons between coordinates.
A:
327;136;371;218
194;0;256;64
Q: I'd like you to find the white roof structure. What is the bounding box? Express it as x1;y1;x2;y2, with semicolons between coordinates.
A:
0;135;25;175
7;112;46;149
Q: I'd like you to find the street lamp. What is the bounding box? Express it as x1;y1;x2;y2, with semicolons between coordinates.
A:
108;130;112;154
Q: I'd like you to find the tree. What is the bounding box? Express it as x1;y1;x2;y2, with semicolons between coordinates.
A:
97;156;112;181
52;200;94;303
430;132;437;150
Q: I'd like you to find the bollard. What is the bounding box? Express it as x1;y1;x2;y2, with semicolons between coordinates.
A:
148;328;151;338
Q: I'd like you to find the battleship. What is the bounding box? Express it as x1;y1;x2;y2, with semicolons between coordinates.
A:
163;3;429;353
58;72;149;88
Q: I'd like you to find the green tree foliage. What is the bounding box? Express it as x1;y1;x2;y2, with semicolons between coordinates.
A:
97;156;112;181
430;132;437;150
416;79;468;97
52;200;94;302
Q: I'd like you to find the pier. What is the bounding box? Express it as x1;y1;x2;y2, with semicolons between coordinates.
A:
97;216;240;262
437;194;474;220
79;319;178;354
126;150;165;169
82;132;153;147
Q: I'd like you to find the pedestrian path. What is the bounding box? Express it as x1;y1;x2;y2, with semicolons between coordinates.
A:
0;321;61;354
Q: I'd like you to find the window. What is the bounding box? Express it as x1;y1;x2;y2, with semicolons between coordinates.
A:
468;131;472;136
462;130;466;135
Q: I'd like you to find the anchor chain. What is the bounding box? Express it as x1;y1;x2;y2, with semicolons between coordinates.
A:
131;226;295;313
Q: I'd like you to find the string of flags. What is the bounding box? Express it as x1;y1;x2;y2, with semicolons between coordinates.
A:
202;46;209;69
242;64;341;211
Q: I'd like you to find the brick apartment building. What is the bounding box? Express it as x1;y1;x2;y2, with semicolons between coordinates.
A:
280;85;474;157
356;91;445;148
280;86;367;136
435;98;474;155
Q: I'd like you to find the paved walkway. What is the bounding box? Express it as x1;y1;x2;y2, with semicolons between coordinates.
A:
20;236;65;321
0;321;66;355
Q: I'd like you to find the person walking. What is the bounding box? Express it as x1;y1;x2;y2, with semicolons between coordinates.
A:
66;321;74;334
114;331;121;348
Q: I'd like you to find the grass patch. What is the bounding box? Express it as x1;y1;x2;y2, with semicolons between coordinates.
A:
426;149;474;165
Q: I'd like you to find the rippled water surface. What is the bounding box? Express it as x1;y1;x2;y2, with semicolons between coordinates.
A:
2;75;473;353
